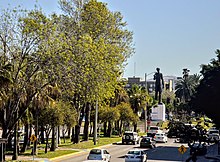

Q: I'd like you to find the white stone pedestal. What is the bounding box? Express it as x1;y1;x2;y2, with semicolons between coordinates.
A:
151;103;166;121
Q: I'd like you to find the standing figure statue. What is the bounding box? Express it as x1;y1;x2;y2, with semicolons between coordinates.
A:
154;67;164;104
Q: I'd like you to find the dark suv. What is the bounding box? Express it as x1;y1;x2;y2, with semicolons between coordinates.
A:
122;131;140;145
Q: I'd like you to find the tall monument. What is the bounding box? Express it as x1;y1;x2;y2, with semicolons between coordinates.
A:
153;67;164;104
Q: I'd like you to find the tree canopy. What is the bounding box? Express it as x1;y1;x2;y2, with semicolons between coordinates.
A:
191;50;220;127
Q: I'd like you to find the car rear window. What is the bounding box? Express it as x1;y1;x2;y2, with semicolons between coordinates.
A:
141;138;150;142
90;149;101;154
150;127;159;130
128;151;140;155
209;131;219;134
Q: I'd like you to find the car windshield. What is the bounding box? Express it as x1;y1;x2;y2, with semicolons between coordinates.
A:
127;151;140;155
90;149;101;154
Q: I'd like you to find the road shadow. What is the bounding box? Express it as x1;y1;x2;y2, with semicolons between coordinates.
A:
146;145;190;161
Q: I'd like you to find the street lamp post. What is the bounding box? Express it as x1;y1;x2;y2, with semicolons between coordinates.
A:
144;72;155;133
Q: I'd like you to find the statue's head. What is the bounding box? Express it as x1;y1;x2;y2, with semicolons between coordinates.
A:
156;67;160;72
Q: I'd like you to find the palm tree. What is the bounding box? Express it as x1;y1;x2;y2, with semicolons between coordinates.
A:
175;71;201;103
127;84;149;132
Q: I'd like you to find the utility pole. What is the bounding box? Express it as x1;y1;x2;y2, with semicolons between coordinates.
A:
144;73;147;133
94;100;98;145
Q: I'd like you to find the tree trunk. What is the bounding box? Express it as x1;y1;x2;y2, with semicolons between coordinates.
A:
83;103;91;141
119;120;123;136
20;124;29;153
67;126;71;138
74;106;85;144
50;127;56;151
57;126;60;145
45;135;49;154
40;125;45;144
107;122;112;137
103;122;107;137
12;111;18;160
71;127;75;142
62;127;66;143
74;125;80;144
133;122;137;132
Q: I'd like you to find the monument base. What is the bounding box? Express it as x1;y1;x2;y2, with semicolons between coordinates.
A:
151;103;166;121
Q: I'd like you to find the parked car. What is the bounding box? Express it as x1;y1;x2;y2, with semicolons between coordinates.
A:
147;126;163;137
140;136;156;148
189;142;207;156
125;149;147;162
154;132;168;143
122;131;140;145
87;149;111;162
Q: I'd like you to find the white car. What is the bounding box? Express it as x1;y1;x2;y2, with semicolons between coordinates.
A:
147;126;163;136
87;149;111;162
154;132;168;143
125;149;147;162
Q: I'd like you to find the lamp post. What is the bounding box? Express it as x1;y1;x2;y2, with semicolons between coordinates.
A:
144;72;155;133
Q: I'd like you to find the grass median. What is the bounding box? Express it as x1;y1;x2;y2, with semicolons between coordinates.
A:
6;135;121;160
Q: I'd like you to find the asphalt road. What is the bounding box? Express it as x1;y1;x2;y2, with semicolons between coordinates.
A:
50;137;220;162
51;138;192;162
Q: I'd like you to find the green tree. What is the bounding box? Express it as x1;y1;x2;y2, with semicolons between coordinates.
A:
175;71;201;103
127;84;149;132
117;102;138;135
191;50;220;127
58;0;134;143
99;105;120;137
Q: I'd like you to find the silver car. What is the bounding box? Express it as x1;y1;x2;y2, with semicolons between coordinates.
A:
125;149;147;162
87;149;111;162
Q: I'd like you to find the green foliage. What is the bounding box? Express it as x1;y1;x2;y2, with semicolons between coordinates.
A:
191;49;220;127
99;105;120;123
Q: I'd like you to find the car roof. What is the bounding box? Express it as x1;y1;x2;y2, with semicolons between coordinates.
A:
124;131;137;133
143;136;152;139
127;149;141;152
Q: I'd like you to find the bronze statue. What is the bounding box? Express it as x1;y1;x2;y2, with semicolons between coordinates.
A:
153;68;164;104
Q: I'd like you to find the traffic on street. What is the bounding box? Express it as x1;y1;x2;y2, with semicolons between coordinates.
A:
52;137;217;162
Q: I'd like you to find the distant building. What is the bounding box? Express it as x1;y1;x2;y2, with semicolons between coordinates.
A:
124;75;180;93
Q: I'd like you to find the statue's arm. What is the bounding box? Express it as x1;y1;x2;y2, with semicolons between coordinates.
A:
161;74;164;87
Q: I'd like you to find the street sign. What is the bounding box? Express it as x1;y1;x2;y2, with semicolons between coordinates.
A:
178;145;187;154
30;134;37;142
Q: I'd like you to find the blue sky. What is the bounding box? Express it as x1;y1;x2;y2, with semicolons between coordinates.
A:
1;0;220;79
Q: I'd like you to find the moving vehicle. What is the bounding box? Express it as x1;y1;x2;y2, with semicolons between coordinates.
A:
122;131;140;145
125;149;147;162
140;136;156;148
87;149;111;162
154;132;168;143
147;126;163;137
